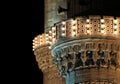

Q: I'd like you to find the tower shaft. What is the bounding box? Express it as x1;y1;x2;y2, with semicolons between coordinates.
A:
44;0;67;33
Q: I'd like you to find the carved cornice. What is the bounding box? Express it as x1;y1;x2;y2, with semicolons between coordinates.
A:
51;39;120;78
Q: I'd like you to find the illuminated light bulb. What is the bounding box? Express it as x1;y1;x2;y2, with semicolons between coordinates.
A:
35;41;38;43
46;34;48;37
49;36;52;39
49;41;52;44
62;33;65;36
46;37;48;40
101;19;104;23
72;26;76;30
86;24;90;28
40;35;42;38
33;49;34;51
101;24;105;28
101;30;104;33
114;25;117;29
62;22;65;25
57;58;60;60
40;38;42;42
52;32;55;35
33;43;35;45
52;27;56;30
46;41;49;43
49;31;52;33
72;20;76;24
73;31;76;36
40;42;42;45
35;37;37;40
61;27;65;31
114;31;117;34
33;40;35;42
52;36;55;38
114;19;117;23
33;46;35;48
49;46;51;49
86;19;90;22
87;30;90;33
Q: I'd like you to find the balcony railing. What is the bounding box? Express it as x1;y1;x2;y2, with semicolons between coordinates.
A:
33;16;120;51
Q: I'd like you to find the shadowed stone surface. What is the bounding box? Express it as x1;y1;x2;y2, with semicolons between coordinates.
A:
75;67;120;83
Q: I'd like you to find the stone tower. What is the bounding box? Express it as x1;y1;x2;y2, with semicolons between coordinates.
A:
44;0;67;33
33;0;120;84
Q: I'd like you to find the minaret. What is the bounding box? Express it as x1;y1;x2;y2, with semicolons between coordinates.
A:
33;0;120;84
44;0;67;33
33;1;68;84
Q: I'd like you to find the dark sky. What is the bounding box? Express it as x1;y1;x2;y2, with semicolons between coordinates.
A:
31;0;44;84
31;0;120;84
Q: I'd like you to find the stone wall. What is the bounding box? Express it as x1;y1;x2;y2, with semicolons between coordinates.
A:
44;0;67;32
34;45;65;84
43;70;65;84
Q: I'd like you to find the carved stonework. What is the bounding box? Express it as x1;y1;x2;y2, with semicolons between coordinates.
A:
52;39;120;77
34;45;66;84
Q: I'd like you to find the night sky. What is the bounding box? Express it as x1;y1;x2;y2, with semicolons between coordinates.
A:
31;0;44;84
31;0;120;84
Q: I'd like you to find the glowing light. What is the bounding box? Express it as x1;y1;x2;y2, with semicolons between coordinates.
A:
40;41;42;44
72;20;76;24
52;33;56;36
35;37;37;40
40;35;42;38
33;40;35;42
101;24;105;28
49;41;52;44
86;19;90;22
86;24;90;28
35;41;37;43
73;31;76;36
62;22;65;25
35;44;38;46
46;34;48;37
101;30;104;33
49;31;52;33
114;19;117;23
52;27;56;30
101;19;104;23
32;49;34;51
114;25;117;29
33;46;35;48
61;27;65;31
33;43;35;45
49;36;52;39
72;26;76;30
49;46;51;49
57;58;60;60
87;30;90;33
46;37;48;40
46;41;49;43
114;31;117;34
62;33;65;36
